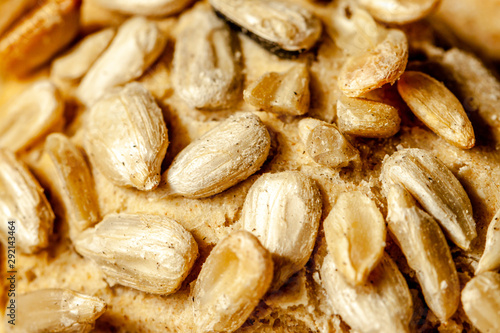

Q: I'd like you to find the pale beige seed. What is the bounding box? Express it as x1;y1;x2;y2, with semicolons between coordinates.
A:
51;28;116;84
0;149;54;254
0;0;36;36
298;118;360;169
45;133;100;240
321;253;413;333
477;209;500;274
10;289;106;333
338;28;408;97
94;0;193;16
240;171;322;291
462;272;500;333
397;71;475;149
85;82;168;191
358;0;441;24
77;16;166;106
0;0;81;76
0;80;64;152
192;230;273;333
381;148;476;250
324;191;386;286
164;113;270;199
74;213;198;295
209;0;322;55
173;4;241;109
386;185;460;321
337;95;401;138
244;64;310;116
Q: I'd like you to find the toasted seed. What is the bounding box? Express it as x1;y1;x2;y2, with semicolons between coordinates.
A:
324;191;386;286
337;94;401;138
244;64;310;116
0;149;54;254
164;113;270;199
298;118;360;169
381;148;476;250
462;272;500;333
77;16;166;106
12;289;106;333
74;213;198;294
358;0;441;24
397;71;475;149
321;252;413;333
192;230;273;333
0;80;64;153
51;28;116;84
0;0;36;36
209;0;322;58
85;82;168;191
94;0;193;16
0;0;81;76
45;133;100;239
338;29;408;97
240;171;322;291
386;185;460;321
173;4;241;109
476;209;500;274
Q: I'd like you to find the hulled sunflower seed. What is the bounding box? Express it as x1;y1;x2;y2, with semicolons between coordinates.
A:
358;0;441;24
244;64;310;116
45;133;100;239
209;0;322;58
0;0;36;36
324;191;386;286
386;184;460;321
298;118;360;169
164;113;270;199
462;272;500;333
11;289;106;333
77;16;166;106
85;82;168;191
336;94;401;138
173;4;242;109
397;71;475;149
94;0;193;16
74;213;198;295
240;171;322;291
51;28;116;84
0;80;64;153
476;209;500;274
0;149;54;254
381;148;476;250
338;28;408;97
192;230;273;333
0;0;81;76
321;252;413;333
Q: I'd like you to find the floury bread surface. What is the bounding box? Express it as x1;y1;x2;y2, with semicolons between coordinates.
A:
1;0;500;332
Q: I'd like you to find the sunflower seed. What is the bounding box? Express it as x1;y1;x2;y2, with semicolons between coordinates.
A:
476;209;500;274
77;16;166;106
381;148;476;250
85;82;168;191
192;230;273;333
0;149;54;254
94;0;193;16
210;0;322;58
0;80;64;153
324;191;386;286
74;213;198;295
164;113;270;198
386;184;460;321
240;171;322;291
173;4;241;109
358;0;441;24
